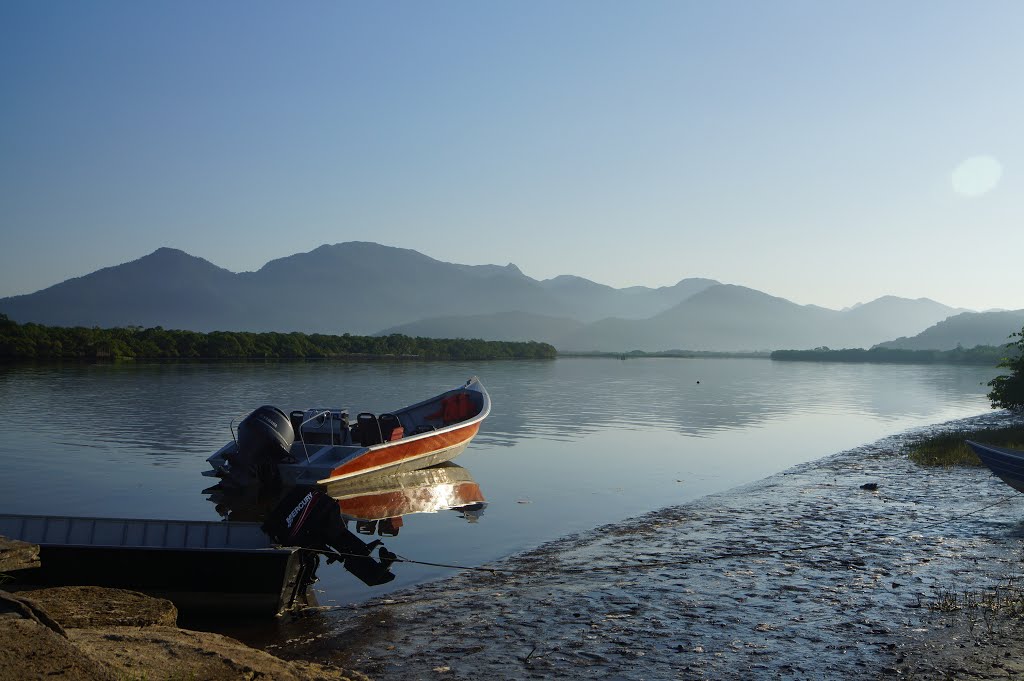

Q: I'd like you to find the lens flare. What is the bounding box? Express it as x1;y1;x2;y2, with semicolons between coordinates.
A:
951;155;1003;197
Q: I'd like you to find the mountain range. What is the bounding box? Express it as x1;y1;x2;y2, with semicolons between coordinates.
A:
0;242;1018;352
873;310;1024;351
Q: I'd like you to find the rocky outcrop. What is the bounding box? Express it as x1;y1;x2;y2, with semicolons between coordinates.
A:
2;619;119;681
21;586;178;629
1;590;116;681
0;536;39;572
69;626;368;681
0;587;369;681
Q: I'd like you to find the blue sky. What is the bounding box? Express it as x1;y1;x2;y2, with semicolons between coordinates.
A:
2;2;1021;310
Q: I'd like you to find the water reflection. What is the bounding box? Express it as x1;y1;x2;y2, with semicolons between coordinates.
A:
204;462;486;593
476;358;997;444
0;359;997;464
325;462;486;523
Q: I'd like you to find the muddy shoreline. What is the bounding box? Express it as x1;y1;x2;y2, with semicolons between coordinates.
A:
273;410;1024;679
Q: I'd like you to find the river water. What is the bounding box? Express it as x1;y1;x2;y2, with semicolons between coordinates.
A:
0;357;1000;607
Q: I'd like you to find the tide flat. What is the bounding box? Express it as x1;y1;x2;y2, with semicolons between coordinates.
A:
284;410;1024;680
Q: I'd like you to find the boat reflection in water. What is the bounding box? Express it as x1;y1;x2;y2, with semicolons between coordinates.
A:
204;462;486;603
326;461;486;533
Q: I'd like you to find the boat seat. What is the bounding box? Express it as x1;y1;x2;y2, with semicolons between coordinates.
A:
356;413;404;446
378;413;404;442
356;413;383;446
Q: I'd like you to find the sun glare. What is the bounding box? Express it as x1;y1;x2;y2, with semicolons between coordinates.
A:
951;155;1003;197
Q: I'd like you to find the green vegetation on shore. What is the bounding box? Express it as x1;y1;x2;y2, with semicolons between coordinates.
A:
988;328;1024;411
770;345;1007;365
0;314;556;361
907;427;1024;467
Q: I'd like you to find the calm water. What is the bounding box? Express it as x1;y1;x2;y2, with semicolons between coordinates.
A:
0;357;999;605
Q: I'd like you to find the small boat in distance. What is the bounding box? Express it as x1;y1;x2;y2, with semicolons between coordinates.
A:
966;440;1024;493
206;377;490;489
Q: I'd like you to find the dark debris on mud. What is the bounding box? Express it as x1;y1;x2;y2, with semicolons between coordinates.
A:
298;411;1024;680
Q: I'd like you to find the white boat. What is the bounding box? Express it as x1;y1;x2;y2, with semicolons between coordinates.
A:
205;377;490;488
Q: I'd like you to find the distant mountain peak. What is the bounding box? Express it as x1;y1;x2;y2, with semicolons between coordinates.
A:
667;277;720;290
864;294;944;305
541;274;614;292
138;246;202;262
120;247;227;274
312;241;422;257
256;241;437;275
844;295;968;318
691;283;787;302
149;246;189;256
545;274;590;284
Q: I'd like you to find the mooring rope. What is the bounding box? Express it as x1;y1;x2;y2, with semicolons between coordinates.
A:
297;492;1022;577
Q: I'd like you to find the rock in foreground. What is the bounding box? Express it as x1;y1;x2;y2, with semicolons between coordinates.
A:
0;587;368;681
0;536;40;572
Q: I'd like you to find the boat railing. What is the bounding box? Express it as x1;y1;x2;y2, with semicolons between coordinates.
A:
229;408;338;465
296;409;337;464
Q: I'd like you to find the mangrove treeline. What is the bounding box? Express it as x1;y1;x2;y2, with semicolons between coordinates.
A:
0;315;556;361
770;345;1010;365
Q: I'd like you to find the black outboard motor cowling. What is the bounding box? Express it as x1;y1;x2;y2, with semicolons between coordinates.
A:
264;487;397;586
224;405;295;489
237;405;295;461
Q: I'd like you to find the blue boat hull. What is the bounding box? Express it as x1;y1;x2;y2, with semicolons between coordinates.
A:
967;440;1024;493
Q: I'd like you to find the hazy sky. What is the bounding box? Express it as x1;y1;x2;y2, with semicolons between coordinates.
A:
2;2;1021;311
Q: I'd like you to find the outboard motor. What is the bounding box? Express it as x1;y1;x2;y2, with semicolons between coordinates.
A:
263;487;397;587
238;405;295;459
224;406;295;489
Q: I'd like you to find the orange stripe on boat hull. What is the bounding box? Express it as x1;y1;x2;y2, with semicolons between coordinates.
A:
321;422;481;483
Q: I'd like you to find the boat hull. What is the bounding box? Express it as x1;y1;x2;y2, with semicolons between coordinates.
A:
316;422;481;485
0;514;311;616
966;440;1024;493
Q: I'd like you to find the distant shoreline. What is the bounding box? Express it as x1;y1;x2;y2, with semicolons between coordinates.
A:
770;345;1007;366
2;314;1010;367
558;350;770;359
0;315;557;362
561;347;1002;367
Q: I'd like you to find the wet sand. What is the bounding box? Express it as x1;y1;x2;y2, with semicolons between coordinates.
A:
279;411;1024;680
